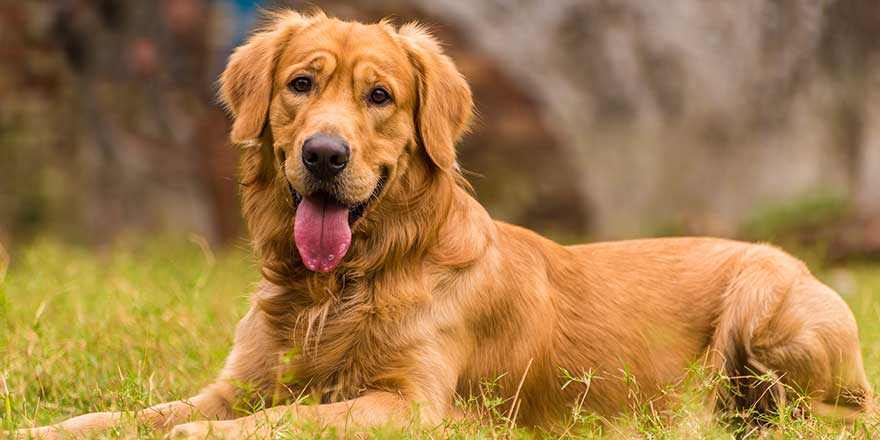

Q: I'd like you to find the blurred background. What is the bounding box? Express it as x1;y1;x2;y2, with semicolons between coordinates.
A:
2;0;879;260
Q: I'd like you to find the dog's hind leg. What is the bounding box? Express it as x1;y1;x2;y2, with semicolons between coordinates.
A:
709;246;873;423
754;276;873;421
708;246;801;421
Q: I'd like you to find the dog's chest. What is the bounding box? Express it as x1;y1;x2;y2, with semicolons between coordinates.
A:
285;285;430;402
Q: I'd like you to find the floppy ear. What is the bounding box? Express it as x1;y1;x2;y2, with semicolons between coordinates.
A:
219;11;317;145
398;24;473;171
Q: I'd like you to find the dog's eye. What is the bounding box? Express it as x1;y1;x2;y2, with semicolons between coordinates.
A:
368;87;392;105
289;76;312;93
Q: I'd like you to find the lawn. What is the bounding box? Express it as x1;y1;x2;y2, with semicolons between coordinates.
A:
2;237;878;438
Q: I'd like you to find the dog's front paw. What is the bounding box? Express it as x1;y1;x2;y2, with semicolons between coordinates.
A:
166;421;233;439
11;426;57;440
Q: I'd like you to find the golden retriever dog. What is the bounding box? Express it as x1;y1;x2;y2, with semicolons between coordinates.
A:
18;10;873;439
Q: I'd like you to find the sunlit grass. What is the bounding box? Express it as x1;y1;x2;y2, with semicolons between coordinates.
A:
1;238;878;438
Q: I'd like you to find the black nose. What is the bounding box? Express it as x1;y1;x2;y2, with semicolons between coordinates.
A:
301;135;350;180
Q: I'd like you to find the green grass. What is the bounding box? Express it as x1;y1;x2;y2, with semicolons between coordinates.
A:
739;191;850;243
1;237;879;438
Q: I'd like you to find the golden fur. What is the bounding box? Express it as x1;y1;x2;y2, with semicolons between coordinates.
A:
18;11;873;439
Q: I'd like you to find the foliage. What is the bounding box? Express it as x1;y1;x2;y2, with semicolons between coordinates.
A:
740;191;851;243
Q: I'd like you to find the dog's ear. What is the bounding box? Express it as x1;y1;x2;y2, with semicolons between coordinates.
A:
398;24;473;171
219;11;318;145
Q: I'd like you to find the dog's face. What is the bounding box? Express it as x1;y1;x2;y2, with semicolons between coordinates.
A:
220;12;472;272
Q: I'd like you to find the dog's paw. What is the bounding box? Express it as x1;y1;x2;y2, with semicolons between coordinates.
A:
166;421;212;439
166;421;237;439
9;427;56;440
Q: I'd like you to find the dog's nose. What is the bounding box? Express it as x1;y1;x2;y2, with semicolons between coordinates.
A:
301;135;350;180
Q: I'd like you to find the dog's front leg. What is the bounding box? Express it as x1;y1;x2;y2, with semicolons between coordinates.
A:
15;298;284;439
168;390;446;439
13;387;235;439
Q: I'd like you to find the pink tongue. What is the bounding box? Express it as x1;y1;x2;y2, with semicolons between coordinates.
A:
294;194;351;272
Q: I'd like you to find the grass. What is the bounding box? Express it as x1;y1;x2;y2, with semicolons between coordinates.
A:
1;236;879;438
739;191;851;244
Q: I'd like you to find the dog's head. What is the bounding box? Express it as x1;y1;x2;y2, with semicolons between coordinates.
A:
220;11;472;273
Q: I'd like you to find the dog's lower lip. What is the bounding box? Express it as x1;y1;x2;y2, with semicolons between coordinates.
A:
289;175;386;226
290;186;303;205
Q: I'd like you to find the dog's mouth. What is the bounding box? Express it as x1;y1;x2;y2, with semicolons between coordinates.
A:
289;174;386;273
289;176;386;225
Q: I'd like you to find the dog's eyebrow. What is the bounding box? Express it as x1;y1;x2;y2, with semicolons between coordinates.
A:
278;51;337;80
354;62;381;81
352;61;402;95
